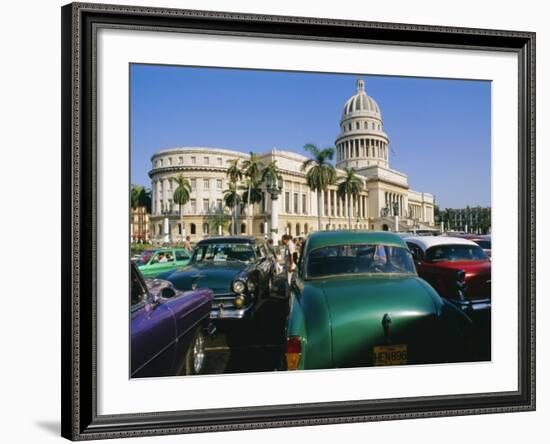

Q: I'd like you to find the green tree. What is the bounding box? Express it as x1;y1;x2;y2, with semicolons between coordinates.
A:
261;160;280;186
130;184;151;212
241;178;264;223
206;209;230;236
336;167;363;229
172;175;192;239
223;183;242;236
242;152;262;235
300;143;336;231
226;158;243;185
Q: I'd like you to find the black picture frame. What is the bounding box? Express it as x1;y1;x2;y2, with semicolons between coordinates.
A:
61;2;536;440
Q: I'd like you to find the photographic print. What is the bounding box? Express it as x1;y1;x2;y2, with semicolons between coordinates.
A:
129;66;491;377
62;3;535;439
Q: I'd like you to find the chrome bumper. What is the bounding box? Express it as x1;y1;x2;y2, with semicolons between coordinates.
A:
449;298;491;312
210;303;253;320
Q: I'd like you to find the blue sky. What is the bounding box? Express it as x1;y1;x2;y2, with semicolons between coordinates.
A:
130;64;491;208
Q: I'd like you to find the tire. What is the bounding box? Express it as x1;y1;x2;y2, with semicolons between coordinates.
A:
184;328;206;375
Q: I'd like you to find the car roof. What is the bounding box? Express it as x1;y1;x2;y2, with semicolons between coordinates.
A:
305;230;407;254
196;236;259;245
404;236;478;251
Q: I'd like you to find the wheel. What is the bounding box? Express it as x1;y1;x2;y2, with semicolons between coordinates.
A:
184;328;206;375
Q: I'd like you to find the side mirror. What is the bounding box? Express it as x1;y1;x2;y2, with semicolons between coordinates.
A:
160;287;176;299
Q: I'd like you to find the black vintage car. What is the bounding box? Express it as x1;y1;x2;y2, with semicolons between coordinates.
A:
157;237;277;320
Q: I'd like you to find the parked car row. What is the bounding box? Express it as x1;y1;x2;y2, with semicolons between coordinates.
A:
130;231;491;376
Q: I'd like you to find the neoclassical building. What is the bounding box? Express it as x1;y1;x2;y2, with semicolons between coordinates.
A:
148;79;435;242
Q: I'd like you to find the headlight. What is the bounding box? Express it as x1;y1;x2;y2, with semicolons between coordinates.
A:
234;295;246;308
232;280;246;294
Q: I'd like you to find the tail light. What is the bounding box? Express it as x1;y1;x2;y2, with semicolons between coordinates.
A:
285;336;302;370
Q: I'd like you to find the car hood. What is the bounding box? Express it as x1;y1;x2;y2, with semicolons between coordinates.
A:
163;261;248;295
313;275;441;367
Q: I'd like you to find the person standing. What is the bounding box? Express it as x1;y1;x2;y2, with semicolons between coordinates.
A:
183;235;193;253
282;234;296;297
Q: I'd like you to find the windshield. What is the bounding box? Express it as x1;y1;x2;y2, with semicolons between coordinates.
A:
425;244;488;262
306;244;416;278
136;250;154;266
191;243;255;263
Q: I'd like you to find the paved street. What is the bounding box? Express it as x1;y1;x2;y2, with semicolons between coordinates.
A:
202;275;290;374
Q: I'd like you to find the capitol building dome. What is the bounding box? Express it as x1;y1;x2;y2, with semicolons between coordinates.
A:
335;79;389;170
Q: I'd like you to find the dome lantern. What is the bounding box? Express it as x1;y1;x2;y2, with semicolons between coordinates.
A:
335;79;390;170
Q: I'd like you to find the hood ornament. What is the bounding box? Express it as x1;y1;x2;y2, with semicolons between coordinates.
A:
382;313;392;341
456;269;468;301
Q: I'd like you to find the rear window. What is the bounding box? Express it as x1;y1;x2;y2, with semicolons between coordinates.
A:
306;244;416;279
425;244;487;262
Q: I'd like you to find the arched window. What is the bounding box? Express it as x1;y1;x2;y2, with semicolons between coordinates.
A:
304;223;309;234
259;223;264;234
190;223;196;235
382;224;389;231
325;223;330;231
240;223;246;234
203;223;209;235
296;223;301;236
286;223;292;236
178;223;182;235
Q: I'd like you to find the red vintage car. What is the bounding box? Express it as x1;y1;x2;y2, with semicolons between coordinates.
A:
449;233;492;258
405;236;491;359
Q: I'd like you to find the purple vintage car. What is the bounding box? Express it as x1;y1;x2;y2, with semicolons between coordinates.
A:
130;263;214;378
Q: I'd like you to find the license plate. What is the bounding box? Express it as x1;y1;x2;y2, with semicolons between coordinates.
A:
373;344;407;366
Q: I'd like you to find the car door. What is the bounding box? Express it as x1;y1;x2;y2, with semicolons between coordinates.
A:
147;251;177;277
130;267;178;377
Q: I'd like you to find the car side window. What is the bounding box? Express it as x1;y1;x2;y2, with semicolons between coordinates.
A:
407;243;422;261
297;241;306;273
153;252;174;263
175;250;188;261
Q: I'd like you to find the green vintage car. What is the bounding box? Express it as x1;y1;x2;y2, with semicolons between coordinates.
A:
285;231;475;371
135;248;191;278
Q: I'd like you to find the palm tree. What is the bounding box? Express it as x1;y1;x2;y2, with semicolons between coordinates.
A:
172;175;192;239
206;208;230;236
241;152;262;235
225;159;243;235
130;184;151;212
241;178;264;223
336;167;363;229
226;158;243;185
261;160;280;186
223;183;242;235
300;143;336;231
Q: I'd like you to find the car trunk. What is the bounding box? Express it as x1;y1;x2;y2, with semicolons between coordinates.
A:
319;276;443;367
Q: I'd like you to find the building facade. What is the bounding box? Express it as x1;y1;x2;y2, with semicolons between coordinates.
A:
130;206;151;243
441;206;491;234
148;80;435;242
